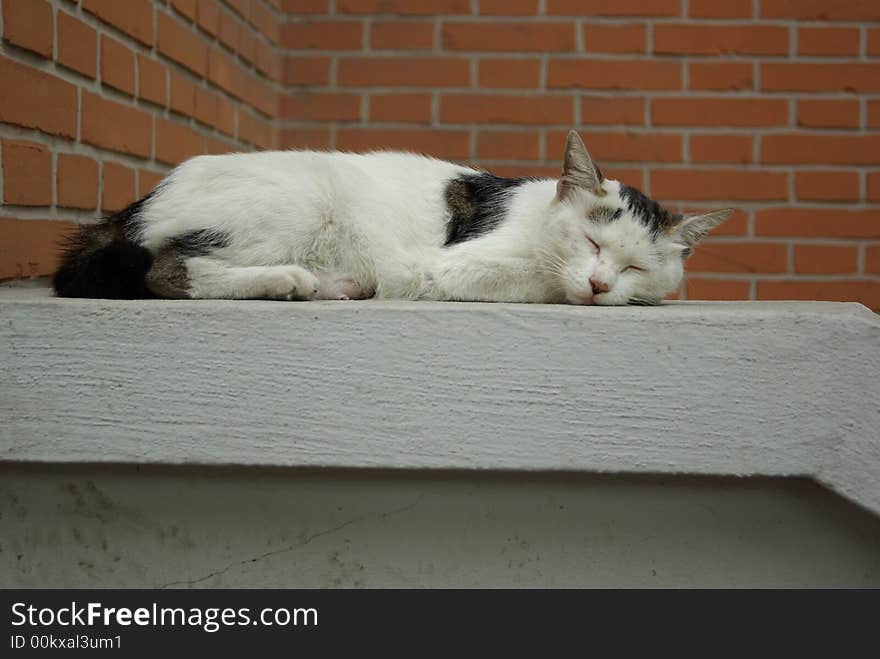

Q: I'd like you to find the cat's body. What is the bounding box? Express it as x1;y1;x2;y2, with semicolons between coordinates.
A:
53;131;732;305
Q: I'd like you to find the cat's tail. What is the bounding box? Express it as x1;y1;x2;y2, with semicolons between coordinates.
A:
52;202;155;299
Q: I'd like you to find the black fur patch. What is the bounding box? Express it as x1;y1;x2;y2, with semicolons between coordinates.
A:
53;195;156;299
619;183;682;237
166;229;231;256
145;230;232;298
444;173;530;246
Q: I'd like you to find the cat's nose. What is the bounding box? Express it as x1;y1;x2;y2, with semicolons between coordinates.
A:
589;277;610;294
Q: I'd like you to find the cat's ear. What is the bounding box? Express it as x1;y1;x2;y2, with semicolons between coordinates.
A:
556;130;605;201
672;209;734;247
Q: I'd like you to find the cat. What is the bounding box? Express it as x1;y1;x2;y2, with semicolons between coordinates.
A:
53;130;732;305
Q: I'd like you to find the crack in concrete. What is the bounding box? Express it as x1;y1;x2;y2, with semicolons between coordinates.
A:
157;495;423;589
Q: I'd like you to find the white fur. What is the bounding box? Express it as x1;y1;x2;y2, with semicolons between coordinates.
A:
136;147;708;305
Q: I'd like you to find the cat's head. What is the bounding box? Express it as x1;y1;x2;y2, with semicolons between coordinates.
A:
547;130;732;306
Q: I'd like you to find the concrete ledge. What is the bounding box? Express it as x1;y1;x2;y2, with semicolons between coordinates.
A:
2;287;879;515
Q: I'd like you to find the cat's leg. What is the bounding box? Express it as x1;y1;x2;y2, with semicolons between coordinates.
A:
147;253;320;300
426;253;558;303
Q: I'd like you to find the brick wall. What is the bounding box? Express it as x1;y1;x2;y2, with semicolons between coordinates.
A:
0;0;282;279
2;0;879;309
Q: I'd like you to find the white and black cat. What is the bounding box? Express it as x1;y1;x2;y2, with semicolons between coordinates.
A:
53;130;731;305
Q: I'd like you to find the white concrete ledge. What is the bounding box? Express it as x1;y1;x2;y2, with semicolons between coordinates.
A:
2;287;879;515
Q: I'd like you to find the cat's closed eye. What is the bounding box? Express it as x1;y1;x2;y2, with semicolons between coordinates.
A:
586;236;600;253
623;265;646;273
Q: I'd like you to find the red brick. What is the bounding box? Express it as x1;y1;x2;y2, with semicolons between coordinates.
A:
870;28;880;56
284;93;361;121
686;278;751;300
796;171;860;202
755;208;880;239
336;128;470;159
207;47;248;98
370;93;432;123
870;173;880;202
218;6;239;49
868;100;880;128
479;59;541;88
1;139;51;206
757;280;880;310
225;0;250;20
866;246;880;275
2;0;53;58
797;99;860;129
443;22;576;52
196;0;220;36
580;97;645;125
157;11;208;76
548;130;680;163
281;127;332;150
762;63;880;92
282;0;328;13
584;23;646;53
688;62;753;91
101;35;136;96
155;118;206;165
81;92;152;158
171;0;198;21
547;0;679;16
193;86;221;128
548;59;681;90
284;57;331;85
205;135;238;155
690;135;752;164
441;94;572;126
336;0;469;14
238;111;279;149
654;24;788;56
170;71;197;117
651;169;788;201
0;58;77;139
282;21;362;49
56;13;98;78
477;131;541;161
0;217;76;279
339;57;470;87
213;96;235;136
371;21;434;49
762;134;880;165
798;27;860;57
138;55;168;107
101;162;136;213
653;97;788;127
687;242;788;274
492;164;565;179
57;154;98;210
479;0;539;14
83;0;154;46
794;245;859;274
761;0;880;21
689;0;751;17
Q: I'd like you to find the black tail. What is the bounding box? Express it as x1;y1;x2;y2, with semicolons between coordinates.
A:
53;211;154;299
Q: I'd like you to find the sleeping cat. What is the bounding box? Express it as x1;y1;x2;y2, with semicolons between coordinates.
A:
53;130;732;305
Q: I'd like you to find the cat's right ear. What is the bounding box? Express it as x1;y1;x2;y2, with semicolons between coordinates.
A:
556;130;605;201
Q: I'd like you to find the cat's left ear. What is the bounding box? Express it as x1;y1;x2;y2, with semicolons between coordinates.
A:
672;209;734;248
556;130;605;201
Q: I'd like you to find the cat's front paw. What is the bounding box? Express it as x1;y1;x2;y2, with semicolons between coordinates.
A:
261;266;320;300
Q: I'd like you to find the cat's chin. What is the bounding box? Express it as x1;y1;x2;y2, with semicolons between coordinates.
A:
566;292;596;306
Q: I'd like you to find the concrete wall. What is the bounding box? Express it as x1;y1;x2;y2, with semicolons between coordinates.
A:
2;288;879;586
4;465;880;588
